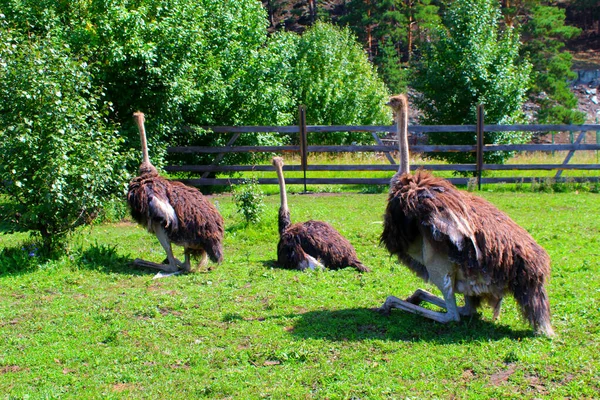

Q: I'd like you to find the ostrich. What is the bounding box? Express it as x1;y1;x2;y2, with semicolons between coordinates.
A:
378;95;554;336
272;157;370;272
127;112;224;277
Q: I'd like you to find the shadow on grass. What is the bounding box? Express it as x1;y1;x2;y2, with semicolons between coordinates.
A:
75;243;160;277
0;243;41;276
289;307;533;343
261;259;288;271
0;241;161;278
261;259;370;273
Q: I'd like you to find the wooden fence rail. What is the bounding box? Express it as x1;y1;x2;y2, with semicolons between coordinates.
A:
166;106;600;187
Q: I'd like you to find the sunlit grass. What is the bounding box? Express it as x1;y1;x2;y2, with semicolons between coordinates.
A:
1;192;599;398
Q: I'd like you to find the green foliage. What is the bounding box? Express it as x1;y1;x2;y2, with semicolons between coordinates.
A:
411;0;532;167
1;0;392;173
339;0;440;92
291;22;391;145
522;5;585;124
0;18;128;250
233;179;266;224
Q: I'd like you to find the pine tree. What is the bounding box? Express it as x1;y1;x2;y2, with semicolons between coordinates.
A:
522;5;585;123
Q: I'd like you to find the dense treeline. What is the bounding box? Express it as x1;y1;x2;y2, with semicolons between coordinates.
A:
265;0;590;124
0;0;592;248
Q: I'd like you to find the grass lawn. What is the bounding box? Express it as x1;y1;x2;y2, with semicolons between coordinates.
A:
1;190;599;398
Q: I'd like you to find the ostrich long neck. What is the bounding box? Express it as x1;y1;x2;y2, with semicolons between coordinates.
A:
274;161;291;235
275;162;288;212
396;98;410;175
133;112;150;165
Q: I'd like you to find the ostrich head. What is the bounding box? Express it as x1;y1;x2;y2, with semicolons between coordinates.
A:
386;95;408;114
272;156;284;170
133;111;158;176
386;94;410;176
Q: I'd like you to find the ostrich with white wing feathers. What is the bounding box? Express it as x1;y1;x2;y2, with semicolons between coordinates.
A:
378;94;554;336
127;112;224;277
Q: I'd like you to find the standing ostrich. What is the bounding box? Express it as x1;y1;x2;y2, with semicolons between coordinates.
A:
127;112;224;276
378;95;554;336
272;157;370;272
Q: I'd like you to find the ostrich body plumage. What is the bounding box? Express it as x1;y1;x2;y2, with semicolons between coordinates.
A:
272;157;370;272
128;171;224;264
378;95;553;336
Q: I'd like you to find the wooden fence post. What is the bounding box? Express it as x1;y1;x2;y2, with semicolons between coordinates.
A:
555;131;586;178
298;105;308;192
476;104;484;190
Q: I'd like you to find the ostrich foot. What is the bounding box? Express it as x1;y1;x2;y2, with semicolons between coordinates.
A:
376;295;460;323
133;259;185;278
133;259;185;279
152;270;184;279
133;258;179;272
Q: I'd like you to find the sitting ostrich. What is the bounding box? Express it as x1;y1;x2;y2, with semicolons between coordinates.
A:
378;95;554;336
127;112;224;276
272;157;370;272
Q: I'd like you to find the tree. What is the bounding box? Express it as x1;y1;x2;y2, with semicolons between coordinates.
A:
411;0;532;166
496;0;584;123
290;22;391;145
0;23;127;250
0;0;393;177
522;5;585;124
1;0;296;171
339;0;440;92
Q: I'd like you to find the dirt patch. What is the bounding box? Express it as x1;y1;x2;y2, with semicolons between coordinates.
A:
0;365;28;374
112;383;138;393
526;374;549;395
489;363;517;386
462;368;475;381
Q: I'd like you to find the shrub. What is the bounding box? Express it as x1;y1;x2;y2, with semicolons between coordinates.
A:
232;179;265;224
291;22;391;145
0;23;128;250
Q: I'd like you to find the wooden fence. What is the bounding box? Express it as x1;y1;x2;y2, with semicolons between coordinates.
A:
165;106;600;188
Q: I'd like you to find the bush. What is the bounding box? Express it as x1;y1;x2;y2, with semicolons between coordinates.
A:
232;179;266;224
291;22;391;145
0;23;128;250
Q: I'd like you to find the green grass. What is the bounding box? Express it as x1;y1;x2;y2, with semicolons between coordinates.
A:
1;191;599;398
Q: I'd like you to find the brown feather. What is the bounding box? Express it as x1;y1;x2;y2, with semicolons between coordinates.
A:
381;170;552;333
272;156;369;272
277;220;369;272
128;169;224;263
127;111;224;269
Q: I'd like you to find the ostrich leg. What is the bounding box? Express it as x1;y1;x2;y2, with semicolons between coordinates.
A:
133;225;183;278
406;288;448;309
179;249;208;273
377;282;461;324
298;254;325;270
377;239;462;323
